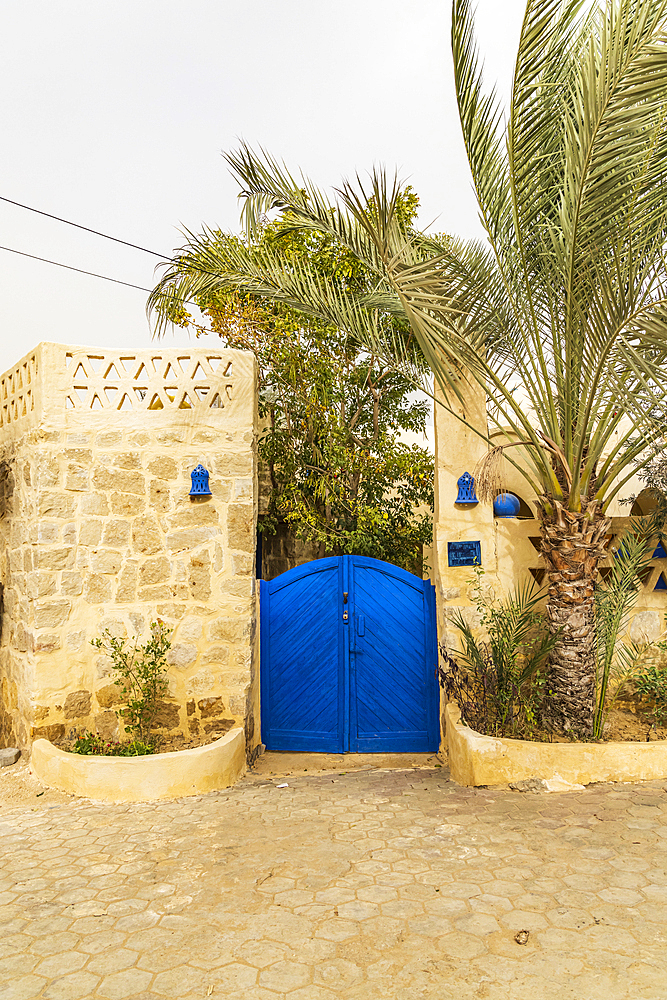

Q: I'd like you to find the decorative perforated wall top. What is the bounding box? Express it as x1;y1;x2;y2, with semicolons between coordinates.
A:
0;352;37;428
63;350;233;413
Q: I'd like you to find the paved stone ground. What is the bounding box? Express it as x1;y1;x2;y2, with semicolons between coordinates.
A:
2;761;667;1000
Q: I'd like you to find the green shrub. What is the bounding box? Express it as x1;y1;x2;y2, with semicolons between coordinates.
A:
438;571;556;739
634;659;667;728
72;732;157;756
91;620;172;748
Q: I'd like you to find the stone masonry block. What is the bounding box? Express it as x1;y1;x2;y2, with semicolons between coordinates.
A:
95;711;118;740
148;456;178;479
80;492;109;515
34;633;60;653
232;553;254;576
79;521;103;546
233;478;253;499
62;522;77;544
63;449;93;465
128;431;150;446
34;599;71;629
227;504;254;552
197;696;225;718
64;689;92;719
132;516;163;555
61;571;83;596
166;527;216;552
202;646;230;665
95;431;122;447
83;574;112;604
38;493;77;519
90;550;123;574
92;467;145;494
112;452;141;469
188;552;211;600
116;562;138;603
96;684;121;708
150;481;171;513
153;701;180;729
37;522;60;544
213;454;253;477
36;547;75;571
34;456;60;489
110;492;145;515
139;556;171;587
208;618;247;643
102;520;130;546
31;723;65;742
170;506;219;528
27;572;57;599
139;583;190;601
65;465;89;491
167;643;198;668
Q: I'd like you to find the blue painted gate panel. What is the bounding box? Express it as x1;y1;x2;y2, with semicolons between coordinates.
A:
260;558;346;752
350;558;438;752
261;556;438;753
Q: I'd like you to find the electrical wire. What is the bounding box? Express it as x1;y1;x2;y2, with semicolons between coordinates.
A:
0;195;166;258
0;245;153;292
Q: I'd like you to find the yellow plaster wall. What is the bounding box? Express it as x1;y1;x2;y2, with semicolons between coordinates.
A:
433;386;667;719
0;343;260;754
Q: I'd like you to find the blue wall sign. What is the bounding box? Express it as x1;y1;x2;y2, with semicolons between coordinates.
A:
448;540;482;567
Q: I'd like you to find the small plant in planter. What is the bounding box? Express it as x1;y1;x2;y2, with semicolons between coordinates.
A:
438;570;556;739
78;621;172;756
71;732;157;756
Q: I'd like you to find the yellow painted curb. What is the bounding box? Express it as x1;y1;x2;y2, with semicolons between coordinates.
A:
445;702;667;787
31;727;246;802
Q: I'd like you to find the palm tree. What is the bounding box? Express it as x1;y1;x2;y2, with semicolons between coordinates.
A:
149;0;667;735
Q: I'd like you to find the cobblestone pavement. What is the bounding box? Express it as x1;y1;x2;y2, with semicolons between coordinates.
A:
2;763;667;1000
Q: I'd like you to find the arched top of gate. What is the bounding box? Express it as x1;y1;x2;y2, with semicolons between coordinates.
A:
264;555;427;596
349;555;428;593
264;556;341;595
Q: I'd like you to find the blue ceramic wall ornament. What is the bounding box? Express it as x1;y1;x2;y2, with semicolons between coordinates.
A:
189;464;212;496
455;472;479;504
493;493;520;518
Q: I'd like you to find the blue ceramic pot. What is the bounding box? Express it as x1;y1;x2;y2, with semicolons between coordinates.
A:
493;493;520;518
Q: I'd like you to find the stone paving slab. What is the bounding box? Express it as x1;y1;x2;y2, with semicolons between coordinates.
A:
2;763;667;999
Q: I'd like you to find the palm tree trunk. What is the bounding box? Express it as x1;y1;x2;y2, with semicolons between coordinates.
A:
540;499;610;736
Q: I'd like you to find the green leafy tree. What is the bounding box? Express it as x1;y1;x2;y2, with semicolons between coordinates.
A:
153;204;434;571
150;0;667;735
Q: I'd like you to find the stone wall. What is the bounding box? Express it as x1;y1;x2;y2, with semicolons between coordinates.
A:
0;343;259;753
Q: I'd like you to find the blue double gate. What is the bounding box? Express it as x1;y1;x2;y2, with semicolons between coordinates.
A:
260;555;439;753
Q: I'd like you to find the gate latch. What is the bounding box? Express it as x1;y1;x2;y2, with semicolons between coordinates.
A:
342;591;348;621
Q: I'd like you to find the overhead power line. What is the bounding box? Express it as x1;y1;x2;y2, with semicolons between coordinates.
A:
0;245;153;292
0;195;166;258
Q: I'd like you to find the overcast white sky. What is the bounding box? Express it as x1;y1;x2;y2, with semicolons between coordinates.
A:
0;0;525;377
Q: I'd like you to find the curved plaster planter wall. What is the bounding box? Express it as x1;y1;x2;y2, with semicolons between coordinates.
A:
446;703;667;788
31;727;246;803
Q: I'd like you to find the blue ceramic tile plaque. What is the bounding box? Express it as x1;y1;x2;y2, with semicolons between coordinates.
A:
448;540;482;567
